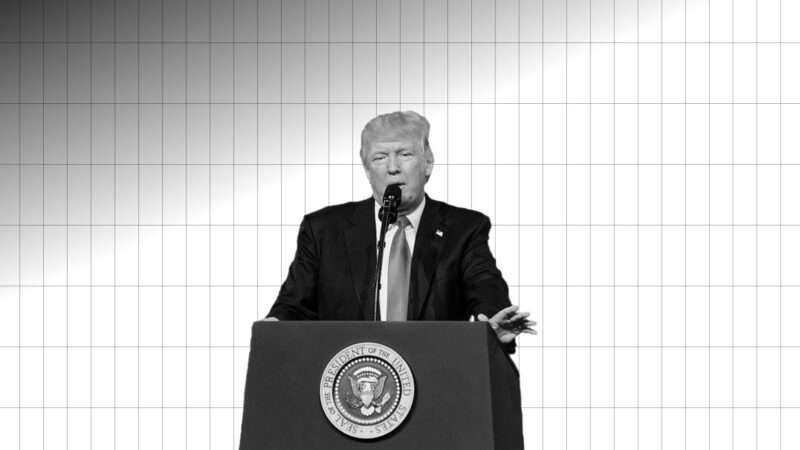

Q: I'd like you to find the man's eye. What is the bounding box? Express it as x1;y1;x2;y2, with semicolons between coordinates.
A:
401;152;413;157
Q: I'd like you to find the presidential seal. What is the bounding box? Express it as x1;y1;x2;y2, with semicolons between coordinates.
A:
319;342;415;439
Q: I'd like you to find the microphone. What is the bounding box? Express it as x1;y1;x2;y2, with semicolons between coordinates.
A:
378;183;402;224
373;183;402;320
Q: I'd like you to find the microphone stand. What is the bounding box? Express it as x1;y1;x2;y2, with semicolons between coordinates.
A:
372;203;397;321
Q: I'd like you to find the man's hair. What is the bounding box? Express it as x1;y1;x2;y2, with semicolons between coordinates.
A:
359;111;433;165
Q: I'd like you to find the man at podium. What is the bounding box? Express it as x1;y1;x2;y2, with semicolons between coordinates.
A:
264;111;535;352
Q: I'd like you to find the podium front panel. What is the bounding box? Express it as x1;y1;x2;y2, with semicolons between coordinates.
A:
239;321;522;450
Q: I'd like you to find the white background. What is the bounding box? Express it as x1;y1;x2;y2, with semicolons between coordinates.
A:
0;0;799;448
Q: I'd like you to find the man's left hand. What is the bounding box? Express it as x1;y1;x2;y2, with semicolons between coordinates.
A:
477;305;537;344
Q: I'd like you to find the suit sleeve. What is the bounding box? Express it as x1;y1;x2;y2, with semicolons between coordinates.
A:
460;214;516;354
266;216;320;320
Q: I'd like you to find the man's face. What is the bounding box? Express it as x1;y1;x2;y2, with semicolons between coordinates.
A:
363;137;432;215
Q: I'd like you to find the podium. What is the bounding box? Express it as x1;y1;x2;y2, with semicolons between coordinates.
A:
239;321;523;450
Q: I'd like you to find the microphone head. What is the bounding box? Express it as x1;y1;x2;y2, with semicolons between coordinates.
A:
379;184;402;224
382;183;402;208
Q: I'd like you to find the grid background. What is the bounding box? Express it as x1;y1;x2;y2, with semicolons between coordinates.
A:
1;0;800;448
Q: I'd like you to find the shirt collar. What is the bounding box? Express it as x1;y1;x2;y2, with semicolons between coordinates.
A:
374;195;426;229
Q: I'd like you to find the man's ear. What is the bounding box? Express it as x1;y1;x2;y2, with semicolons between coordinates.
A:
424;151;434;177
362;160;373;178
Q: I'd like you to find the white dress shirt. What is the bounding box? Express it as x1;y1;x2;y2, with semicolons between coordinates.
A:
373;196;425;320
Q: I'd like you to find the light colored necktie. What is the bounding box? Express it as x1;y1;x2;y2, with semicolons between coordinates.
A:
387;216;410;321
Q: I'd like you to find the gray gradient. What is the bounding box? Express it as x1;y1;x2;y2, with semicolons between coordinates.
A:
1;0;800;449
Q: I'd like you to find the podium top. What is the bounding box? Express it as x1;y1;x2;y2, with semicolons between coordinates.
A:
249;320;519;374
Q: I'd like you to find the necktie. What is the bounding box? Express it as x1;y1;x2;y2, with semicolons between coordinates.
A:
387;216;410;321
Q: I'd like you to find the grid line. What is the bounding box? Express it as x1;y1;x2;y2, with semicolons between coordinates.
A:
707;5;712;449
588;0;593;447
160;0;165;446
565;1;569;447
184;0;189;446
540;1;545;447
5;101;798;105
207;1;211;447
684;2;688;449
779;1;783;447
89;0;94;447
17;2;22;448
684;2;688;447
636;2;641;448
612;2;617;448
731;3;736;449
659;1;665;448
755;2;760;446
66;0;71;444
41;1;46;447
137;1;142;447
4;39;800;44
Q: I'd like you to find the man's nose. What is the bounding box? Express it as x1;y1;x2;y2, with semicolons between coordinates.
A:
387;154;401;174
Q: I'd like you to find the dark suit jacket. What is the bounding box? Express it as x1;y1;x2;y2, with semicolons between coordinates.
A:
267;195;514;350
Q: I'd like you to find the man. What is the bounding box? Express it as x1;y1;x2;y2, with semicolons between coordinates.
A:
265;111;535;351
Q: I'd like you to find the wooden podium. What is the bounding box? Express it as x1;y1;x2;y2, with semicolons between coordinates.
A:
239;321;523;449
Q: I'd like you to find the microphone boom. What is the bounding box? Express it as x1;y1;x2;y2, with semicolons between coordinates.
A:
373;183;403;320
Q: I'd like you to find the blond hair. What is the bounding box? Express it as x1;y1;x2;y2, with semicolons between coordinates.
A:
359;111;433;165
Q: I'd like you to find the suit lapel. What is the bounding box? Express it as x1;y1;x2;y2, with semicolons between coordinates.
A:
344;198;377;319
409;196;445;320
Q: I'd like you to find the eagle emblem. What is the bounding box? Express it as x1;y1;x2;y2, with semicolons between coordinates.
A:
320;342;415;439
346;367;392;416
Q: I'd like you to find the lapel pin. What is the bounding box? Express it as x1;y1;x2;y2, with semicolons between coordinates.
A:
435;229;444;237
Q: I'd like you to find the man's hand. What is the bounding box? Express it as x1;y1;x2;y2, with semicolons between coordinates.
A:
260;317;280;322
477;305;537;344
